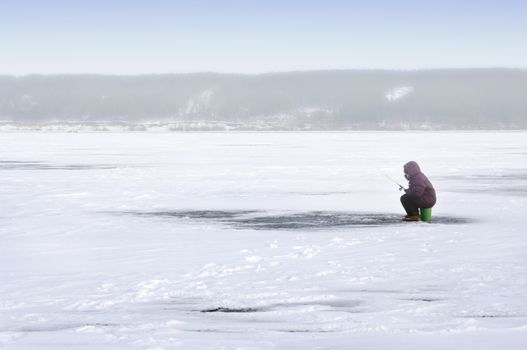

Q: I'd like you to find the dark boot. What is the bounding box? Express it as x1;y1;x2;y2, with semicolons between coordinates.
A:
403;215;420;222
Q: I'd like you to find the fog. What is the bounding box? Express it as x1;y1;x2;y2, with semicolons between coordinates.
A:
1;69;526;130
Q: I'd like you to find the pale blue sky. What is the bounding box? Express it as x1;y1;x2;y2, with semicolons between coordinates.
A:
1;0;526;74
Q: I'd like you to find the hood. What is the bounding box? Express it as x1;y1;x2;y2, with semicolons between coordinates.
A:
404;161;421;177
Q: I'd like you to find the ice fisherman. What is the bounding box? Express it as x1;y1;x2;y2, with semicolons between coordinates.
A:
400;161;436;221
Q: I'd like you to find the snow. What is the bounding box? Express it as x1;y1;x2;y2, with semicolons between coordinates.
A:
184;89;215;115
386;86;414;102
1;132;526;349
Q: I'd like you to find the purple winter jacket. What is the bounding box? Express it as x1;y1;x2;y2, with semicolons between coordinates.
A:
404;161;437;208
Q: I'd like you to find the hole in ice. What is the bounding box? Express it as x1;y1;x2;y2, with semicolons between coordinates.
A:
125;210;473;230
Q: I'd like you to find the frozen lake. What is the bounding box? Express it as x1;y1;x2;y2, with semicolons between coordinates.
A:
1;132;527;349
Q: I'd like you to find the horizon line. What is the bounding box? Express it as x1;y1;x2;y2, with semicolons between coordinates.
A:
1;67;527;78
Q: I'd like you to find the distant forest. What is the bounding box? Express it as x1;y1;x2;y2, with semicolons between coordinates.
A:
1;69;526;130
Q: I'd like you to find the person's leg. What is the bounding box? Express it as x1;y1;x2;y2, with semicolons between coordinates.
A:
400;194;419;216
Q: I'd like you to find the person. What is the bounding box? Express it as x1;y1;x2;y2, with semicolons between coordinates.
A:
400;161;436;221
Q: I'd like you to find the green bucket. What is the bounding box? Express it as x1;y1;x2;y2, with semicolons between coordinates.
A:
420;208;432;222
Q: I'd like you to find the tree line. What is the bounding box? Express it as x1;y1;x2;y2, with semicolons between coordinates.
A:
0;69;526;129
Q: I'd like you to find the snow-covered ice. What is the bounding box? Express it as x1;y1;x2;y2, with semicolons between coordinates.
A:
1;132;526;349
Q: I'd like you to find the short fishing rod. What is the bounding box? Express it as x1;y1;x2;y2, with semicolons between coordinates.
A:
384;174;407;191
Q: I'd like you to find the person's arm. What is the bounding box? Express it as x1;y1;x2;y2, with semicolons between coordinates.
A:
405;177;425;198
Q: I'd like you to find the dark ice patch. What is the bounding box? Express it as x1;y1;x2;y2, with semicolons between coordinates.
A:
189;328;251;333
400;298;443;302
441;173;527;181
135;210;260;220
452;187;527;197
275;329;337;333
458;314;527;319
0;160;121;170
228;212;472;230
200;299;361;314
231;212;401;230
201;307;264;313
123;210;473;230
439;171;527;197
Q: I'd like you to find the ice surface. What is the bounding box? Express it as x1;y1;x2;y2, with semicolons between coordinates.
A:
1;132;526;349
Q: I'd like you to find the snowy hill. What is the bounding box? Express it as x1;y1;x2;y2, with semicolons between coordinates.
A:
385;86;414;102
0;69;526;130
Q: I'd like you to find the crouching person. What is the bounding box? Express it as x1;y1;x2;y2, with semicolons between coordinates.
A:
401;161;436;221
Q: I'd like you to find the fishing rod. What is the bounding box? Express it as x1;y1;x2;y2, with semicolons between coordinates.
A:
384;174;407;191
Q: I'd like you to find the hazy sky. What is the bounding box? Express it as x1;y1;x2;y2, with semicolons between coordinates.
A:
1;0;526;74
